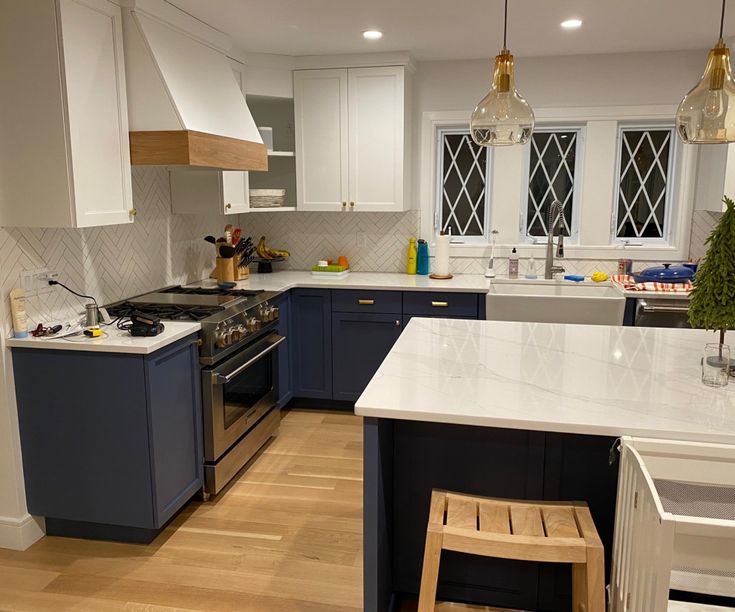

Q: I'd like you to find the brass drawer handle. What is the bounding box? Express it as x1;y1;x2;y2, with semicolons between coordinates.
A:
358;299;375;305
431;301;449;307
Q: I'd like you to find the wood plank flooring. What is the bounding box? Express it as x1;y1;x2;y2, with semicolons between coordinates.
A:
0;409;363;612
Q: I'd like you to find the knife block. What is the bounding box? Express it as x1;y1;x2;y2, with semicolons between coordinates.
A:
234;255;250;280
214;257;235;283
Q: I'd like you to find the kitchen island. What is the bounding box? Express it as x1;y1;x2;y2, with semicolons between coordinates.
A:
355;319;735;611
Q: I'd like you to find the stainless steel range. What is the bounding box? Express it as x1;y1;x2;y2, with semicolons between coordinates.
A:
107;285;284;495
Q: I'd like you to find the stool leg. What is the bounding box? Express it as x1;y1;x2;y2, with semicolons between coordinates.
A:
572;545;605;612
417;527;442;612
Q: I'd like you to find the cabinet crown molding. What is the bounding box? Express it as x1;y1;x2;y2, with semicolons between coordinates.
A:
294;51;416;73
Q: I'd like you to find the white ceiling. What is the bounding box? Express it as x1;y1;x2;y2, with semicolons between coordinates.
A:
166;0;728;60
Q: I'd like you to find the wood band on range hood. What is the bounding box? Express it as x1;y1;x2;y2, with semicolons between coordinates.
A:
129;130;268;171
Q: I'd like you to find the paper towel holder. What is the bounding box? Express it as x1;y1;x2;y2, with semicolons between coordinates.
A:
430;229;454;280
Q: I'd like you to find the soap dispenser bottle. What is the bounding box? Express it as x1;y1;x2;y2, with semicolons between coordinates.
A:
508;248;519;279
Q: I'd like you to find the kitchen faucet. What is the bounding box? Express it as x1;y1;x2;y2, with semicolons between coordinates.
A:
544;199;565;280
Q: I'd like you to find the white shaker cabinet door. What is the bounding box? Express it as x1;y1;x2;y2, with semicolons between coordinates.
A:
221;171;250;214
294;69;349;211
59;0;134;227
347;66;405;212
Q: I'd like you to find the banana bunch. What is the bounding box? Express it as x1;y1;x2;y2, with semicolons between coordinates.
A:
256;236;290;260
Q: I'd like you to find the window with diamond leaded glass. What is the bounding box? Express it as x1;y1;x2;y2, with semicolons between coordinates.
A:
524;130;580;238
615;127;675;240
436;130;490;239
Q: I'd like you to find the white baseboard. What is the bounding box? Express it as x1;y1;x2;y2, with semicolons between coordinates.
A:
0;514;45;550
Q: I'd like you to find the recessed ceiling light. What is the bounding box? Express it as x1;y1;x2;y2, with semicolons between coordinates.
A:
363;30;383;40
561;18;583;29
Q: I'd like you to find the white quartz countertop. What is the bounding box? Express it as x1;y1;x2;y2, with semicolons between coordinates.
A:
200;271;493;293
210;270;688;299
6;321;201;355
355;318;735;444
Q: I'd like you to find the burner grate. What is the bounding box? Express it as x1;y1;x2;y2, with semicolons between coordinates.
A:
162;286;263;298
106;301;223;322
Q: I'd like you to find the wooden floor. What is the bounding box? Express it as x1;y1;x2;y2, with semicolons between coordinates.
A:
0;409;364;612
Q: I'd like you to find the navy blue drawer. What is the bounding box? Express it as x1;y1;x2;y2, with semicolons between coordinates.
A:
402;292;479;318
332;290;402;314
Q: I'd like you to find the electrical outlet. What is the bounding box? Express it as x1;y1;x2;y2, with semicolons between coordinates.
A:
356;231;366;248
37;270;58;295
19;269;57;296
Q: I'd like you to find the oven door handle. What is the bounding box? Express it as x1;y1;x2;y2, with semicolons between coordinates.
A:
638;299;690;314
213;334;285;385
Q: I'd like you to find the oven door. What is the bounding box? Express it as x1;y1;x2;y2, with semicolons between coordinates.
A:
202;332;285;461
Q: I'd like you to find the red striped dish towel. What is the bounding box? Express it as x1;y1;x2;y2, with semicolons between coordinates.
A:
611;274;692;292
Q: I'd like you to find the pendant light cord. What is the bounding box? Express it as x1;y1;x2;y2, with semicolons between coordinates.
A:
503;0;508;49
720;0;727;40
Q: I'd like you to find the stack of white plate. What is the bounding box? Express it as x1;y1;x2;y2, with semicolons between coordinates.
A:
250;189;285;208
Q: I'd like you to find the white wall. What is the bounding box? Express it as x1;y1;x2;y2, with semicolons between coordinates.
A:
413;50;706;112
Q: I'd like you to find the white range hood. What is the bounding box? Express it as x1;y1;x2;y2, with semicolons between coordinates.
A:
122;5;267;171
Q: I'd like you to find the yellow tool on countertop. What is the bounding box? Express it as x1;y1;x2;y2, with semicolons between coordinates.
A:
591;271;609;282
83;328;102;338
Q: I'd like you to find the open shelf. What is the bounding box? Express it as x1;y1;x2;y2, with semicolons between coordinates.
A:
248;206;296;213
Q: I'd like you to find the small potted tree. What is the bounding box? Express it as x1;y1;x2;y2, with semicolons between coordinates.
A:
688;196;735;385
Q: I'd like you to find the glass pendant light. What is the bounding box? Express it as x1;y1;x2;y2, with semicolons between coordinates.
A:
470;0;534;147
676;0;735;144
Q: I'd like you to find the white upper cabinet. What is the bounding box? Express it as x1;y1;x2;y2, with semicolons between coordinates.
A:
348;67;406;211
170;170;249;216
294;66;410;212
294;69;349;211
0;0;134;228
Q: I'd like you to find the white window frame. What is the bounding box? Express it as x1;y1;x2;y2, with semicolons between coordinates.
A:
419;106;696;261
520;126;585;245
434;127;492;244
611;123;679;246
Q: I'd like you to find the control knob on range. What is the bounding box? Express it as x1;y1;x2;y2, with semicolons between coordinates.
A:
214;327;230;348
230;325;246;342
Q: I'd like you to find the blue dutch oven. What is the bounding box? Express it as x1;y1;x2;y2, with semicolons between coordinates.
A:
633;263;695;284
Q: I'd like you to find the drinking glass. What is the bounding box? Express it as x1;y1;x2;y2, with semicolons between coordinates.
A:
702;343;731;387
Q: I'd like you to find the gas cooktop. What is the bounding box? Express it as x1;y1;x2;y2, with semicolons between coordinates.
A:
105;286;281;364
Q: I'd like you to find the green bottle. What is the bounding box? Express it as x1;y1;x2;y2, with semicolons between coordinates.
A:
406;237;417;275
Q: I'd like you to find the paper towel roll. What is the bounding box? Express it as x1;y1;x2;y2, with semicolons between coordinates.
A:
434;234;450;276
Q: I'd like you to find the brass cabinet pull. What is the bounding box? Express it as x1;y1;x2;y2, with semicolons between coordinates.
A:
431;301;449;307
350;201;355;208
129;208;137;217
342;201;347;208
225;203;232;210
395;320;401;327
358;299;375;305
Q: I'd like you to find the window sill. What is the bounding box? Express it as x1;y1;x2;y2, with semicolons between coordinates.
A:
442;242;688;261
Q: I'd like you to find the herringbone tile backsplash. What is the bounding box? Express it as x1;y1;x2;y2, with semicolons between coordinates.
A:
0;168;230;328
0;166;721;330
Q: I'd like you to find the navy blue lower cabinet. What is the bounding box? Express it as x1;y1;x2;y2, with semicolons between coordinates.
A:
12;334;203;543
332;312;403;401
291;288;332;399
274;293;293;406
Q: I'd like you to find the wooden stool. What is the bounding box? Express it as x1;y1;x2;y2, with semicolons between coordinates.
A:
418;490;605;612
